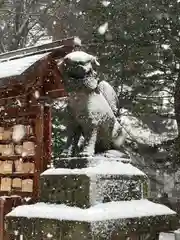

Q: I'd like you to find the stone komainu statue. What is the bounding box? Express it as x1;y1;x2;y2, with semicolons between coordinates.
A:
60;51;125;157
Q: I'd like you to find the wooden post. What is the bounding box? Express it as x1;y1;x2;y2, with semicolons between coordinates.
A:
34;105;44;200
0;196;22;240
43;106;52;170
0;199;4;240
129;233;139;240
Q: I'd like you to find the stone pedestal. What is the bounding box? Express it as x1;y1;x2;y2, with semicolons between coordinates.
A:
5;156;178;239
40;159;147;208
175;230;180;240
54;155;131;169
40;173;90;208
54;157;90;169
6;203;177;240
7;217;92;240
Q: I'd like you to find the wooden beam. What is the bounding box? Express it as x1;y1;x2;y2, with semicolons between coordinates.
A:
0;85;26;99
45;89;67;99
0;37;81;61
0;105;42;119
0;55;67;100
34;105;44;200
129;233;139;240
43;106;52;170
0;54;50;98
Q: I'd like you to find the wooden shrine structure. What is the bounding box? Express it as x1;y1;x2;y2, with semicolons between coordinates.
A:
0;36;81;239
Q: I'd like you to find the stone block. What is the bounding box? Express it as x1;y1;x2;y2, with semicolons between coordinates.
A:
40;163;146;207
54;155;131;169
40;174;90;208
54;157;90;169
6;217;93;240
6;212;177;240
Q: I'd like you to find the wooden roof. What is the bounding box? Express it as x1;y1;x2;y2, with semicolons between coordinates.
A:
0;52;49;85
0;37;81;62
0;37;81;101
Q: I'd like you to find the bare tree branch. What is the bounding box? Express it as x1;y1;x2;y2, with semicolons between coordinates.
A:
0;0;62;52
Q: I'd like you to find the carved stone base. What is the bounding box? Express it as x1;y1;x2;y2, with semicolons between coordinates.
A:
6;214;177;240
40;160;147;208
6;152;178;239
54;154;131;169
54;157;90;169
40;173;90;208
6;217;92;240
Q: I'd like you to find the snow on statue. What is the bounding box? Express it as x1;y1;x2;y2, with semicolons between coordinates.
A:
59;51;126;157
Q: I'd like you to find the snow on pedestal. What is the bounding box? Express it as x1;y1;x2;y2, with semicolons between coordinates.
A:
42;160;146;177
6;156;178;239
54;152;131;168
40;160;147;208
7;199;175;222
6;199;176;239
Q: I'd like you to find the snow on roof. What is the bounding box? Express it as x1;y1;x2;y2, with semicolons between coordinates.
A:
0;52;49;79
6;199;175;222
41;161;146;177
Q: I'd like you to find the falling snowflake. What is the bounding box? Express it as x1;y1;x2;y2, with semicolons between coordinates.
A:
102;1;111;7
98;22;109;35
161;44;170;50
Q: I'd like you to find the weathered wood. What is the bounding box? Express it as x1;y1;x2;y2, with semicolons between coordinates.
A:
0;55;66;100
0;196;22;240
0;37;81;61
129;233;139;240
0;105;42;119
43;106;52;170
33;105;44;200
0;105;48;201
